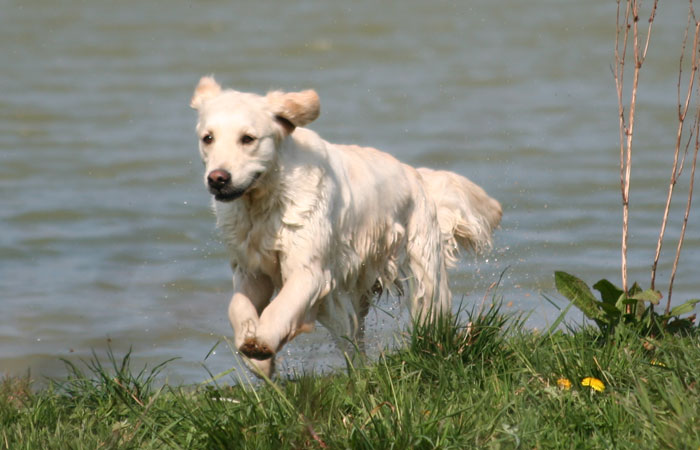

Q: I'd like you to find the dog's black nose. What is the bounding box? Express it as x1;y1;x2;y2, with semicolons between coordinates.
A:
207;169;231;190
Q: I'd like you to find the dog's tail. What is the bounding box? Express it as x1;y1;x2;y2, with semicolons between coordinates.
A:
417;167;502;267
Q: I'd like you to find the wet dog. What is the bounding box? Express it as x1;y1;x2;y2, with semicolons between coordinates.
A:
190;76;502;376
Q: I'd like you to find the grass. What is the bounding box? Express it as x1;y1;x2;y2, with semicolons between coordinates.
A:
1;304;698;449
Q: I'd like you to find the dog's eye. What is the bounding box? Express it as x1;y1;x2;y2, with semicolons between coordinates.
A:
240;134;256;145
202;133;214;145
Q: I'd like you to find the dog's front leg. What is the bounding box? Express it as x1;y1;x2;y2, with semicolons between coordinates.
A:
228;272;274;354
239;268;324;362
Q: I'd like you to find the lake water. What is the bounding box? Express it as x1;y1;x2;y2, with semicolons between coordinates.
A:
2;0;698;384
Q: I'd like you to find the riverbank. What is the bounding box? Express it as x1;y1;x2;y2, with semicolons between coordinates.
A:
2;304;698;449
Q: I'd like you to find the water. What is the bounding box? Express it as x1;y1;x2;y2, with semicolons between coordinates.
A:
1;0;698;384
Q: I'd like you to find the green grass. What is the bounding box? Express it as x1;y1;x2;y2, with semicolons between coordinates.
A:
1;304;699;449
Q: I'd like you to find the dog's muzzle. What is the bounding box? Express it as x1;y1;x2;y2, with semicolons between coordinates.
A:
207;169;262;202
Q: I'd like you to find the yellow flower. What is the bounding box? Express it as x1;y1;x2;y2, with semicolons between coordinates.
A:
556;378;572;390
650;359;666;367
581;377;605;392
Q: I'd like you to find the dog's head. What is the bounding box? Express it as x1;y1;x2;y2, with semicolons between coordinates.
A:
190;76;320;202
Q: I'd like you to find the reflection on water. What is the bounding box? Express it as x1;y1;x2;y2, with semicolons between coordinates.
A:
1;0;697;384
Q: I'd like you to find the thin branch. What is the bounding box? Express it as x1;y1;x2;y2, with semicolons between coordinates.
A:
651;5;700;291
668;99;700;312
616;0;658;297
667;3;700;312
615;0;633;294
640;0;658;63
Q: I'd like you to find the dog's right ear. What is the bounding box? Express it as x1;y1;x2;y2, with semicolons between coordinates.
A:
190;76;222;110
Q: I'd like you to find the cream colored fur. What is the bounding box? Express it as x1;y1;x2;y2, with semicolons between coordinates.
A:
191;76;502;377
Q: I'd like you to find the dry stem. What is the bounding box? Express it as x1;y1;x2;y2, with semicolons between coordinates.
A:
668;109;700;313
651;5;700;296
615;0;658;298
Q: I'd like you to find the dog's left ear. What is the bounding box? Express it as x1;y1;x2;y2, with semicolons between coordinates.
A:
190;76;222;110
266;90;320;133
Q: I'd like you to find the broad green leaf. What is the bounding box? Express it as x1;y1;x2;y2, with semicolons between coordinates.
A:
554;271;603;321
628;282;643;296
593;279;624;305
669;299;700;317
599;301;622;321
629;289;662;305
665;316;696;333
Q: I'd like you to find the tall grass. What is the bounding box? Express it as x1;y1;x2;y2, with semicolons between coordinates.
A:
2;304;698;449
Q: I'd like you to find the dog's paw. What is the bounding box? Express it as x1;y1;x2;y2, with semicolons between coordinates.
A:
243;356;275;379
239;337;274;360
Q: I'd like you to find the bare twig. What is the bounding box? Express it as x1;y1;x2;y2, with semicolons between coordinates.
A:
614;0;698;315
652;4;700;292
668;107;700;313
614;0;632;294
615;0;659;299
668;6;700;312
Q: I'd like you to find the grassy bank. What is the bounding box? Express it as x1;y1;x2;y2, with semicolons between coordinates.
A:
1;305;698;449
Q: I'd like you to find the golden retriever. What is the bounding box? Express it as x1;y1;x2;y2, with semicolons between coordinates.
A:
190;76;502;376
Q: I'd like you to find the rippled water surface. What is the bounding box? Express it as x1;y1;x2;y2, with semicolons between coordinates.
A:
2;0;698;383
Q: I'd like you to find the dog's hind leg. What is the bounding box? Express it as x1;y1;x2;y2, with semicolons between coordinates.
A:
317;291;368;360
355;293;371;354
405;225;452;323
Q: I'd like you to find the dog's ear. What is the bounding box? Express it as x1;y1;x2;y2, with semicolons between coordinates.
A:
190;76;222;110
266;90;320;133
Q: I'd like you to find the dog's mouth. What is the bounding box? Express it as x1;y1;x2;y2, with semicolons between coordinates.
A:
210;172;263;202
212;188;246;202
